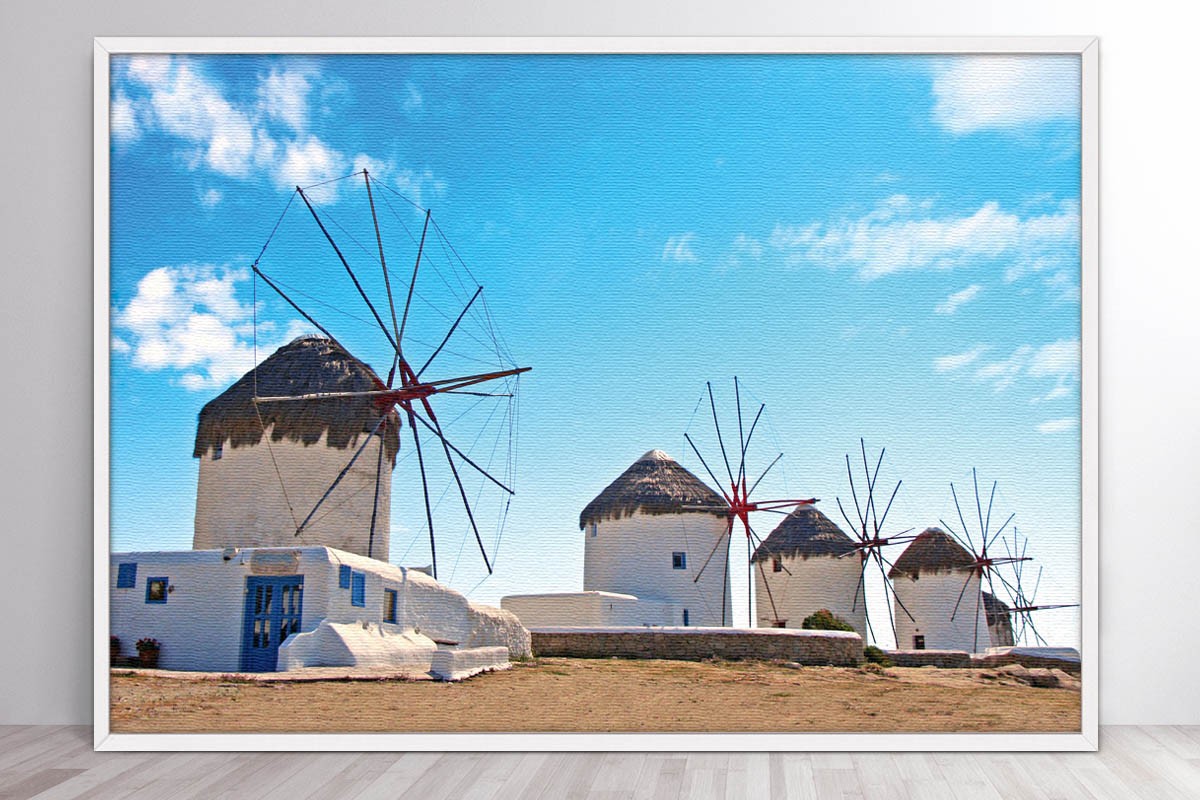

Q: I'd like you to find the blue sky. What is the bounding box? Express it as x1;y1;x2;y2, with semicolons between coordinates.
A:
109;53;1082;647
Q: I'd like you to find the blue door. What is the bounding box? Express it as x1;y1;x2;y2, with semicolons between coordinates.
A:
241;575;304;672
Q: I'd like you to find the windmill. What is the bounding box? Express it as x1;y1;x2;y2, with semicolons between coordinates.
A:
1001;526;1080;647
938;468;1033;653
833;439;920;647
681;378;818;627
246;169;530;583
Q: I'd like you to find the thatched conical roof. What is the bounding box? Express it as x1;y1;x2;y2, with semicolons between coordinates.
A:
193;336;401;463
751;505;857;563
888;527;974;578
578;449;727;530
982;591;1012;626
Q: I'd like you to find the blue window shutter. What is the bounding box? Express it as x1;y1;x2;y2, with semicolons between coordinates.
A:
116;563;137;589
338;564;351;589
351;572;365;607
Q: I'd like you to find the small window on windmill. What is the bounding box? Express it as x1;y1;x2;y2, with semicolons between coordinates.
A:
589;522;598;538
772;557;783;573
913;634;925;650
212;442;223;461
672;552;686;570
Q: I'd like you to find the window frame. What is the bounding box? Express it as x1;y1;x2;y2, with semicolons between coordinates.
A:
671;551;687;570
383;588;397;623
145;577;169;604
116;562;137;589
350;572;366;607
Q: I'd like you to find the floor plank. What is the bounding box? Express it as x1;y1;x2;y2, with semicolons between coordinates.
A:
0;726;1192;798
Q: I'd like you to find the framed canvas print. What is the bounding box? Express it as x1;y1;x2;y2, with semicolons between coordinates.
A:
94;36;1097;750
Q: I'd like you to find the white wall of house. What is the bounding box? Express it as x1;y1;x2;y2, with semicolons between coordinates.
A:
501;591;676;628
109;546;529;672
892;570;991;653
193;427;392;561
754;553;868;637
582;511;732;627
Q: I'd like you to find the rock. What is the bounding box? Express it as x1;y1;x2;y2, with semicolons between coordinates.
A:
1024;668;1060;689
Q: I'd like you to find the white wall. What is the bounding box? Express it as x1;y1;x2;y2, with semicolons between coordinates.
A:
754;554;868;637
583;511;732;626
502;591;676;628
194;428;392;561
892;571;991;653
2;0;1199;725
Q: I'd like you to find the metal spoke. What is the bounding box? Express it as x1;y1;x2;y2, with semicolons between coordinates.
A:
417;286;483;379
707;382;735;486
684;432;731;504
409;408;513;495
295;414;389;535
421;399;492;574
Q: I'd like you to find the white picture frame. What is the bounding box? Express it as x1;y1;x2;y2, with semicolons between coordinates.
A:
94;35;1098;751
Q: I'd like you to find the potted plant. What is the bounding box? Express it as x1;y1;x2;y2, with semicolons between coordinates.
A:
135;637;161;668
109;635;121;665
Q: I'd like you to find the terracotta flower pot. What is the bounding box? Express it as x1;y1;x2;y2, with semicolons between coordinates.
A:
138;649;160;668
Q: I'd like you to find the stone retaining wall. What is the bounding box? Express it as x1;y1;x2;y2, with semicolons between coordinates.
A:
530;626;863;666
886;649;973;668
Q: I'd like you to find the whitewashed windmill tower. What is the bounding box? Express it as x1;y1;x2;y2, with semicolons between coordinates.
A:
193;336;401;561
887;527;989;652
750;505;865;635
579;450;732;627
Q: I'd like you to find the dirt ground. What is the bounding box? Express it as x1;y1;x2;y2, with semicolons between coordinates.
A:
110;658;1081;733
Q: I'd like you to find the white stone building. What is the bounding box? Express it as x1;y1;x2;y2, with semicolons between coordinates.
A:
503;449;733;627
193;336;400;561
110;336;528;675
750;505;866;636
888;527;992;652
109;546;530;672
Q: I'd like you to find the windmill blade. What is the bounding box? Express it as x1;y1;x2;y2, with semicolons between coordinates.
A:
721;529;731;626
734;377;746;486
846;454;866;532
398;209;431;351
252;266;339;343
949;568;975;622
252;366;531;404
951;483;975;553
297;186;399;355
707;381;736;486
404;407;439;580
876;480;902;534
871;550;902;645
367;432;386;560
683;432;731;503
755;555;781;626
851;554;870;612
973;469;985;549
747;452;783;497
420;400;492;575
740;404;766;485
984;479;998;545
939;518;974;555
295;413;390;535
416;285;483;379
972;578;984;653
409;408;514;495
362;169;402;351
837;498;863;545
988;512;1016;551
874;550;917;623
692;518;734;584
861;439;884;532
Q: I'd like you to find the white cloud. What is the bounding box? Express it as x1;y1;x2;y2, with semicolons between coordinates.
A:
662;233;698;263
1028;338;1081;381
113;264;309;390
771;195;1078;281
111;94;140;143
1038;418;1078;434
931;56;1081;135
118;56;434;207
1044;270;1082;303
403;82;423;114
975;344;1034;392
934;345;988;373
935;283;983;315
259;68;313;131
721;233;764;270
200;188;222;207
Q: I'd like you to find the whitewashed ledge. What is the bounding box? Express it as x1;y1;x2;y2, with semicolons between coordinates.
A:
429;646;513;681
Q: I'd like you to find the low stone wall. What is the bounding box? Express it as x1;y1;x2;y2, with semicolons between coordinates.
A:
886;649;973;668
430;646;511;682
973;647;1082;675
531;626;862;666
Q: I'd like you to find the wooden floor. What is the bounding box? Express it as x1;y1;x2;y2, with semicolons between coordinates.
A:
0;726;1197;799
